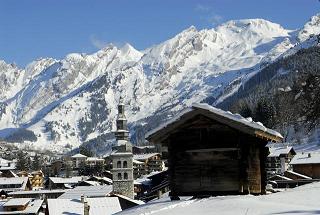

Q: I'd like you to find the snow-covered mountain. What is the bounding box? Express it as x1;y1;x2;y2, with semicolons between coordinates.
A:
1;14;320;154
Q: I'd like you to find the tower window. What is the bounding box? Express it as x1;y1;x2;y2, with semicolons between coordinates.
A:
124;172;128;179
117;161;121;168
123;161;127;168
118;173;122;180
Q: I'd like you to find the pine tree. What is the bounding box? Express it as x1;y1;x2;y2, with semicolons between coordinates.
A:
302;74;320;129
253;97;276;128
16;151;28;171
79;146;93;157
32;154;41;171
239;102;253;118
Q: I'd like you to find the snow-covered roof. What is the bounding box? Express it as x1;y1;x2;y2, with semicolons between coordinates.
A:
48;197;121;215
133;153;160;161
3;198;30;207
0;177;28;186
89;176;113;184
268;146;295;157
117;182;320;215
49;176;83;184
269;175;292;181
71;153;87;158
146;103;283;143
285;170;312;179
111;193;145;205
86;157;104;162
0;199;43;214
9;189;65;196
290;152;320;165
0;167;16;171
58;185;113;199
133;159;144;164
0;158;11;165
81;180;101;186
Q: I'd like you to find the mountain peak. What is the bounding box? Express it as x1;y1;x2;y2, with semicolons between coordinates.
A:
216;18;288;36
298;13;320;42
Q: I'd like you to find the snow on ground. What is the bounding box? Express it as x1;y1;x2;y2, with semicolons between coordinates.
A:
118;182;320;215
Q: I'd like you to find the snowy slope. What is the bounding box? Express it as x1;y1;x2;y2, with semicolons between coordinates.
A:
0;14;320;153
118;182;320;215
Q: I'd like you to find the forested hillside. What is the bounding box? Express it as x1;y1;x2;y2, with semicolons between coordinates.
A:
222;44;320;143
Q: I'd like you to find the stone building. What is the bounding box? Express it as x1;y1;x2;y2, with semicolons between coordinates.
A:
111;98;134;199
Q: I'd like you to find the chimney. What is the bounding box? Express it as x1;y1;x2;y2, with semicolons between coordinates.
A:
308;153;311;158
81;194;85;203
84;199;90;215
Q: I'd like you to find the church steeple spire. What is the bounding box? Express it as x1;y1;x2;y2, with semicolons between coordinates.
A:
115;96;129;141
111;96;134;199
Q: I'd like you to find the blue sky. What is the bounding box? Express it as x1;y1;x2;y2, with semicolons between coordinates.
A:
0;0;319;67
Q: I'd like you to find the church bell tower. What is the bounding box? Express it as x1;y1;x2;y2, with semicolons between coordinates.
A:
111;97;134;199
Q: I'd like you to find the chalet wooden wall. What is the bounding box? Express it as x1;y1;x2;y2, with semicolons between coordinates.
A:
293;164;320;179
166;115;268;196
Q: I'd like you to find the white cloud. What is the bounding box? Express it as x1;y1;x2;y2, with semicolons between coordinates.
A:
90;35;127;50
90;35;109;49
195;4;211;12
195;4;223;26
208;14;223;25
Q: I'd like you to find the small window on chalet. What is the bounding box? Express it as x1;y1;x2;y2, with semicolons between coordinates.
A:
124;172;128;179
123;161;127;168
117;161;121;168
118;173;122;180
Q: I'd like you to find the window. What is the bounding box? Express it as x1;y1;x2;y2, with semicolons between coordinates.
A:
118;173;122;180
123;161;127;168
124;172;128;179
117;161;121;168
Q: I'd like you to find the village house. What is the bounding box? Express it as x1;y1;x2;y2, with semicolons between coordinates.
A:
0;158;16;170
8;189;65;199
47;197;121;215
30;171;44;189
133;153;164;179
71;153;87;168
17;170;44;189
86;175;113;185
266;145;296;178
0;177;32;193
289;152;320;179
85;157;105;167
146;103;283;198
0;198;44;215
57;185;112;199
47;195;143;215
133;159;146;179
48;176;83;189
0;170;17;178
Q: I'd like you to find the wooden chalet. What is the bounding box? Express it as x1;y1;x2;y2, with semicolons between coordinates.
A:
146;103;283;197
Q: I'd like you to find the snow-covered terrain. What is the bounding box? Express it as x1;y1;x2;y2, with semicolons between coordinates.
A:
118;182;320;215
1;14;320;153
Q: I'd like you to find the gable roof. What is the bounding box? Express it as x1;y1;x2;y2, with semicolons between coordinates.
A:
49;176;83;184
0;177;29;192
58;185;113;199
133;153;160;161
71;153;87;158
48;197;121;215
290;152;320;165
146;103;283;144
268;146;296;157
0;199;43;214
